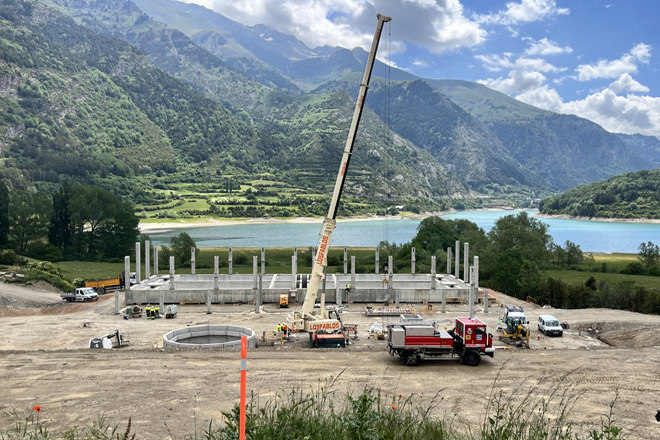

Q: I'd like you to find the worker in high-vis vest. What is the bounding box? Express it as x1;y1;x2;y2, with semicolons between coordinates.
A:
145;305;151;319
345;283;351;295
153;305;159;319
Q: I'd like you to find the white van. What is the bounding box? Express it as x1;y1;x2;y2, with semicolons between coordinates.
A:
538;315;563;337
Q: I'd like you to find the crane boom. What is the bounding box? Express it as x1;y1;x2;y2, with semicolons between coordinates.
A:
288;14;391;332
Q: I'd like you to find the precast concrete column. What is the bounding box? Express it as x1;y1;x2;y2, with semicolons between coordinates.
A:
350;256;356;302
292;248;297;289
463;242;469;282
261;248;265;275
124;256;131;291
191;247;196;275
431;256;436;290
469;266;475;318
447;247;452;275
169;256;175;290
145;240;150;280
375;248;379;274
455;240;460;279
256;272;262;314
344;248;348;275
252;256;258;290
411;247;416;275
154;247;159;276
476;256;486;313
135;242;141;284
388;255;394;302
214;255;220;304
442;288;446;313
207;289;212;314
228;247;233;276
335;275;342;306
159;291;164;317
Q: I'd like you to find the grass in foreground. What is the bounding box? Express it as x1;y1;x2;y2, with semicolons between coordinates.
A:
2;383;625;440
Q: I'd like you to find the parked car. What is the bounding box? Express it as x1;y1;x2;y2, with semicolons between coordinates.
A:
538;315;563;336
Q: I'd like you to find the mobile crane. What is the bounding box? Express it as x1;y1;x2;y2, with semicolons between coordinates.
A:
286;14;391;338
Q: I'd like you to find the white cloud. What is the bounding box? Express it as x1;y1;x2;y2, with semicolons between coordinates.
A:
576;43;652;81
608;73;650;94
524;37;572;56
475;53;564;73
478;69;546;95
476;0;570;26
182;0;486;54
412;59;429;68
515;85;660;137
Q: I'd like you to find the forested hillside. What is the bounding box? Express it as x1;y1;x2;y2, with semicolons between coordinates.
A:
539;169;660;219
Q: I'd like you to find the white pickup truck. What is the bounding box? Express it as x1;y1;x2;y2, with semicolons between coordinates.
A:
61;287;99;302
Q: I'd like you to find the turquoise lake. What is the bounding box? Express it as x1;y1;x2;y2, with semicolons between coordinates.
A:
145;210;660;253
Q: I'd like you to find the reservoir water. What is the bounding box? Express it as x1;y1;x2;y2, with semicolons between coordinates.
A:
146;210;660;253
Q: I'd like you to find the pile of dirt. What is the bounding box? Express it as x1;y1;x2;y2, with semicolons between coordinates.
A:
579;320;660;348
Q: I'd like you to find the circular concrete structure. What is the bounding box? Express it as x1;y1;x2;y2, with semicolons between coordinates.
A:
163;325;256;349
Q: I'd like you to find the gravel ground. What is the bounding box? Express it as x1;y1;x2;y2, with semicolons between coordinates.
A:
1;283;659;439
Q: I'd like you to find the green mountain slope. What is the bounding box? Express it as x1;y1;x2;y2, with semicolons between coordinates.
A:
539;169;660;219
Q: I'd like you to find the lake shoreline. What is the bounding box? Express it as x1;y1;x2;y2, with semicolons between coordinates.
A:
138;208;523;233
535;213;660;224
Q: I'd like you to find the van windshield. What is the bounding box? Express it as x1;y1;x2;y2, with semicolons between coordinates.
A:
549;320;560;327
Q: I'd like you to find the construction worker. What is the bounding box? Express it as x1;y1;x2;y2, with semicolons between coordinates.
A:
282;323;288;337
153;305;159;319
276;323;281;333
145;305;151;319
345;283;351;296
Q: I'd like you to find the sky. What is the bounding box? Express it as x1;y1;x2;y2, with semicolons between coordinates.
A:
182;0;660;139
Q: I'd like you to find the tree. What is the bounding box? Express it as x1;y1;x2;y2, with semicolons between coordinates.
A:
9;190;52;252
49;181;73;250
0;181;9;246
638;241;660;269
166;232;196;266
564;240;583;266
487;212;552;267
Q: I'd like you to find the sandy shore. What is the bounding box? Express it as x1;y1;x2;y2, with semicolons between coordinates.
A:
138;213;433;233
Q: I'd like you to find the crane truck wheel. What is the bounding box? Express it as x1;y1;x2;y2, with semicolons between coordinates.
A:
461;349;481;367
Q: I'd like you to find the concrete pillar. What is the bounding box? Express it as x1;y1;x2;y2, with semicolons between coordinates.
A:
336;275;342;306
411;247;416;275
154;247;158;276
191;247;196;275
159;291;164;317
292;248;297;289
256;272;262;314
252;256;258;290
477;256;486;313
261;248;265;275
135;242;141;284
145;240;150;280
344;248;348;275
214;256;220;303
463;242;469;282
207;289;212;314
228;247;233;276
469;266;475;318
447;247;452;275
169;256;175;290
350;256;356;304
442;289;446;313
388;255;394;302
124;256;131;291
455;240;460;279
375;248;379;274
431;256;436;290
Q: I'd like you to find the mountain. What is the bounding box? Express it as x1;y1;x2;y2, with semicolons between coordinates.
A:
539;168;660;219
1;0;461;215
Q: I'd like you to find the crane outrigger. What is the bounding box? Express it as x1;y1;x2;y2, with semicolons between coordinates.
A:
287;14;391;335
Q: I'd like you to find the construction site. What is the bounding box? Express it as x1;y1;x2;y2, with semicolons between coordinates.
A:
2;281;660;440
2;12;660;440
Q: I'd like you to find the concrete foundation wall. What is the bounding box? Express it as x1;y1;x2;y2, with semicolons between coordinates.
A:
163;325;256;349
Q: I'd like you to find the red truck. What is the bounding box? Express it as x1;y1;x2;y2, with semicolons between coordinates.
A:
387;317;494;366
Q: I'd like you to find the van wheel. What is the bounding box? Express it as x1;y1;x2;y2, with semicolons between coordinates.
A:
461;349;481;367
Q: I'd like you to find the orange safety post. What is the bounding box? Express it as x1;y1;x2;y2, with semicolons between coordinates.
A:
240;336;247;440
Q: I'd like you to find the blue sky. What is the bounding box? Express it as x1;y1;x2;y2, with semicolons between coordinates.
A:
184;0;660;138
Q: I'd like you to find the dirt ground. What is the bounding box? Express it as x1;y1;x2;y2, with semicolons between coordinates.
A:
1;283;660;439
